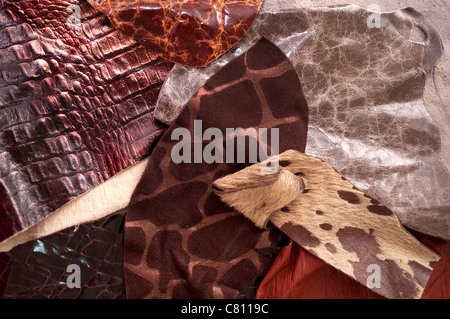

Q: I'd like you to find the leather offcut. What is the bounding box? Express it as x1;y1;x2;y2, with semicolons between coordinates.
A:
154;3;450;240
213;150;440;299
0;0;172;243
87;0;264;67
0;0;171;299
123;38;309;299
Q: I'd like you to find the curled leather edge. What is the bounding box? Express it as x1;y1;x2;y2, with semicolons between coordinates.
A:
0;158;148;252
398;7;444;73
213;150;441;299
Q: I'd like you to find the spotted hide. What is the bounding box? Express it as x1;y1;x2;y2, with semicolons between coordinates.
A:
88;0;263;67
213;150;441;299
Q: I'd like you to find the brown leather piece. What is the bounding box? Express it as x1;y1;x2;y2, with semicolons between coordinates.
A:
213;150;440;299
154;4;450;240
123;38;309;298
256;232;449;299
0;0;172;243
87;0;263;67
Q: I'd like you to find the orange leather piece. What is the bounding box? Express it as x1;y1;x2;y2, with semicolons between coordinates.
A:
88;0;263;67
256;234;449;299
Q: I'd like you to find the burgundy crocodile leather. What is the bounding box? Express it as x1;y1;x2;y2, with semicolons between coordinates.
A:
0;0;173;243
0;213;125;299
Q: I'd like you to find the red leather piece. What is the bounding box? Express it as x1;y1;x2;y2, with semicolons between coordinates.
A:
256;233;449;299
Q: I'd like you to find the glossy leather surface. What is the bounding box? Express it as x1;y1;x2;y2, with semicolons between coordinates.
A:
88;0;263;67
154;4;450;240
0;0;172;243
0;213;125;299
0;0;171;299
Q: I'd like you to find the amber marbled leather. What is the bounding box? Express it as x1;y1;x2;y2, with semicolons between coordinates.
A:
87;0;264;67
0;0;172;243
154;4;450;240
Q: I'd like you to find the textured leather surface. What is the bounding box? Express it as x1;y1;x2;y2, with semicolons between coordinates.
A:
256;231;449;299
0;158;148;253
0;0;173;299
0;213;125;299
154;4;450;240
214;150;440;299
88;0;263;67
123;38;309;299
0;0;173;243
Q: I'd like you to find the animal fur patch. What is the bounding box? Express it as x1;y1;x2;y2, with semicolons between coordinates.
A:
213;150;441;299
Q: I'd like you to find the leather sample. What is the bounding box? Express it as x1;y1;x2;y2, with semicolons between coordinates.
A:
88;0;264;67
123;38;309;298
213;150;440;299
0;0;172;244
0;213;125;299
255;231;449;299
0;0;171;299
154;4;450;240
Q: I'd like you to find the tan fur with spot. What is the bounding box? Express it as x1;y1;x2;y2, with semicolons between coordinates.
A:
213;150;441;299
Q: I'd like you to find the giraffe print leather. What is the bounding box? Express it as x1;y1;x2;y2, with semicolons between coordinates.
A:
87;0;264;67
213;150;441;299
123;38;309;298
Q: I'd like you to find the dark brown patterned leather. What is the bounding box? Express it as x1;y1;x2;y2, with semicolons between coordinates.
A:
0;0;173;243
87;0;263;67
124;38;309;299
0;213;125;299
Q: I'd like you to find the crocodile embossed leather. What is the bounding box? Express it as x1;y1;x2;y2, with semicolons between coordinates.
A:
0;0;172;243
88;0;264;67
0;0;171;299
0;213;126;299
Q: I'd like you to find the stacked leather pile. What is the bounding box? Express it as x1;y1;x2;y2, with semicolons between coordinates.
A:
0;0;448;299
